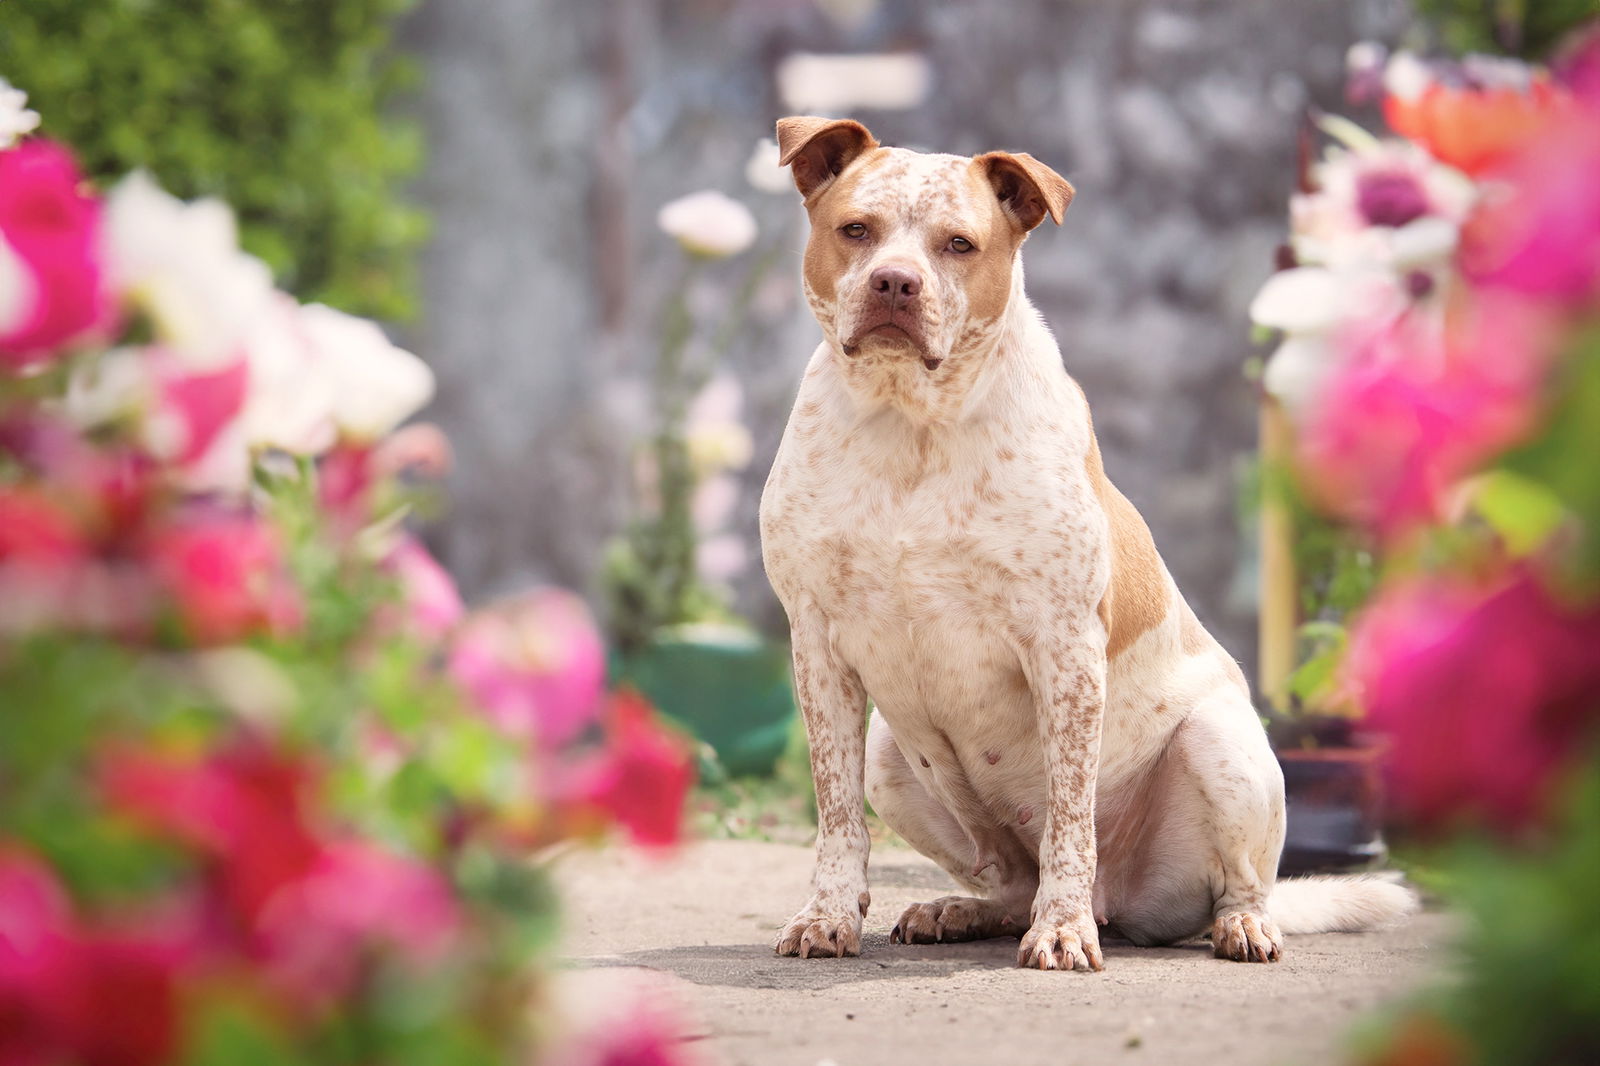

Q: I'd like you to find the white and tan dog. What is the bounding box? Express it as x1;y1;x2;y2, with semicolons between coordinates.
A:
759;117;1416;971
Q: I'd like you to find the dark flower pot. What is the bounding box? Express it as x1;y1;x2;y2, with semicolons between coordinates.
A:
1277;741;1389;875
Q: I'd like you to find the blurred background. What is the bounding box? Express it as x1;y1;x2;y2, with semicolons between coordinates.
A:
2;0;1435;678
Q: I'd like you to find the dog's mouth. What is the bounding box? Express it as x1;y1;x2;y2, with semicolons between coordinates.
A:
841;317;941;370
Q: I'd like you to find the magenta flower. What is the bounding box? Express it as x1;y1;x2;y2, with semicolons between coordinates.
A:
0;140;114;369
256;840;461;1005
572;691;695;849
1296;297;1551;540
0;851;184;1066
1460;90;1600;304
1347;570;1600;835
448;588;606;746
140;509;302;644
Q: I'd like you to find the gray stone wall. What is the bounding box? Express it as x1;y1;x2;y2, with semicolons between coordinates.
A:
400;0;1410;678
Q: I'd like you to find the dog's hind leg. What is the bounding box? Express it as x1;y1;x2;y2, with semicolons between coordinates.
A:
864;711;1036;943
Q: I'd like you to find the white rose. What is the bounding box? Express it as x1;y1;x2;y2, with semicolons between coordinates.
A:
105;172;276;371
776;52;931;113
299;303;434;441
0;78;41;149
657;191;757;259
239;295;338;454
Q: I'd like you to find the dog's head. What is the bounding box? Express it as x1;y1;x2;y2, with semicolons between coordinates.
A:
777;116;1072;377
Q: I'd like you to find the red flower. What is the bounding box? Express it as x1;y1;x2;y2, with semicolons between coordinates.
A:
101;741;324;926
1347;570;1600;834
0;140;114;369
0;851;183;1066
140;509;301;644
575;692;695;849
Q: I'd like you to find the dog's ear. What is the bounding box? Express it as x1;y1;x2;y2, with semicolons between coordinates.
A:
776;116;879;200
976;151;1074;231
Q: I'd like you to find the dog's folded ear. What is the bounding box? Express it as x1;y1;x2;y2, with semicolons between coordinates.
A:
976;152;1074;231
776;116;879;200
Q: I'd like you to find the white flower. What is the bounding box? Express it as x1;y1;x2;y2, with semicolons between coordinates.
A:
105;172;276;371
776;52;931;113
1249;266;1405;413
1383;50;1432;102
744;138;792;195
63;347;152;429
0;233;35;336
238;295;338;454
300;303;434;441
685;374;754;472
0;78;41;149
657;190;757;258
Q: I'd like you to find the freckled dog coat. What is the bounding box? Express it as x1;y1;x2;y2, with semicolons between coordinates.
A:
759;117;1416;970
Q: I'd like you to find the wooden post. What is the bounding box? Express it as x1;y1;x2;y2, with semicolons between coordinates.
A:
1258;395;1298;712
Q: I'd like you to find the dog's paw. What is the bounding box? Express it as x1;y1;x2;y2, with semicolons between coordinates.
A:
775;893;868;959
891;896;1019;944
1211;910;1283;963
1017;905;1104;972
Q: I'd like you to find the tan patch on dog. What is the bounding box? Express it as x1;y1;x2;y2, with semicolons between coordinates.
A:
1084;431;1168;660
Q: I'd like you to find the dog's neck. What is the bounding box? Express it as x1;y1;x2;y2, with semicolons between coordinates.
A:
824;261;1055;430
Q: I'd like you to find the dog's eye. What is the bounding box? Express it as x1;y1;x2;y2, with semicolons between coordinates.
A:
948;236;975;254
841;223;868;239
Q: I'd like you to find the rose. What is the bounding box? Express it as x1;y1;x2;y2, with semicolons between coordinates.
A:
139;509;302;645
0;140;113;369
299;303;435;442
573;691;694;848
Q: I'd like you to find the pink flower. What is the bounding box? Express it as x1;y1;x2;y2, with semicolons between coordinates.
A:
384;535;464;640
448;588;607;746
1296;298;1552;539
574;691;695;849
0;851;184;1066
0;141;113;369
1459;101;1600;305
1347;570;1600;834
256;840;460;1005
140;510;301;644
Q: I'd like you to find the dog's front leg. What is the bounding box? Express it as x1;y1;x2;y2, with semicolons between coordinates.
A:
1018;635;1107;972
775;605;871;959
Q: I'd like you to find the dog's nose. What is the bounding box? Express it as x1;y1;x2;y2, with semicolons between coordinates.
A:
869;265;922;303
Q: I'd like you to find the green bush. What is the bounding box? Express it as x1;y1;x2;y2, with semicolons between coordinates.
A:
1414;0;1599;58
1;0;426;320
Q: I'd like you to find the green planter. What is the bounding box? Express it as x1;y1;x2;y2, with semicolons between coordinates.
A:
614;627;796;777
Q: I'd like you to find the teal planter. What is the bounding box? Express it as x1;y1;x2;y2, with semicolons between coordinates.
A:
614;628;796;777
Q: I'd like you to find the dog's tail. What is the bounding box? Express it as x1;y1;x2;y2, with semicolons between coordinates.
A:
1268;872;1421;935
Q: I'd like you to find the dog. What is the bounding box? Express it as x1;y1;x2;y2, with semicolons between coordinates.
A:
758;116;1417;971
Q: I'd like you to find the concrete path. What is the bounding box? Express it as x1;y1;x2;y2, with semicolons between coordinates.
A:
555;840;1452;1066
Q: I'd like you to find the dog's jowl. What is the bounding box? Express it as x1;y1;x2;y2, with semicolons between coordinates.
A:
759;117;1418;971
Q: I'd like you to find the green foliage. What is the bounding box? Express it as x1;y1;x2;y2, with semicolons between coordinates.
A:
1413;0;1600;58
0;0;426;319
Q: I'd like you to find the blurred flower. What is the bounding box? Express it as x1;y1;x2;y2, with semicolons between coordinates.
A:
238;294;338;455
1295;297;1551;539
776;52;931;113
141;509;302;644
0;850;185;1066
685;374;754;474
1381;49;1568;176
0;77;41;148
1249;265;1405;412
1459;102;1600;305
575;691;694;848
105;172;274;372
744;138;792;195
103;741;324;926
299;303;434;441
657;191;757;259
1345;41;1389;107
257;840;461;1005
1347;569;1600;834
385;535;464;641
1552;20;1600;103
550;970;704;1066
1290;134;1474;271
695;532;747;584
449;588;607;746
0;140;114;369
371;421;453;480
